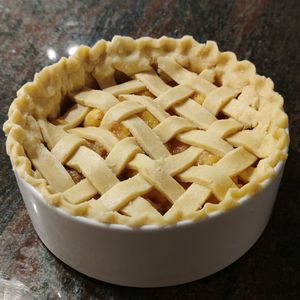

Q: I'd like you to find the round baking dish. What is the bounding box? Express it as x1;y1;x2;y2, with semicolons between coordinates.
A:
14;145;287;288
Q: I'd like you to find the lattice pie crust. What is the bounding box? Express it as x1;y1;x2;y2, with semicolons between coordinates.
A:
3;36;289;226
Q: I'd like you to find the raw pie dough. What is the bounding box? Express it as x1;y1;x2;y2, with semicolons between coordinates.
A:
3;36;289;227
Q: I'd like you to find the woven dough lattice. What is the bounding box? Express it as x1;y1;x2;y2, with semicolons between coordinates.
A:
3;36;288;226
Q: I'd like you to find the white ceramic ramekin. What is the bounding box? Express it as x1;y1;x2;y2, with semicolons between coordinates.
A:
14;156;286;288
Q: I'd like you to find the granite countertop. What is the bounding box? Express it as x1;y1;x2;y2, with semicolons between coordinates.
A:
0;0;299;299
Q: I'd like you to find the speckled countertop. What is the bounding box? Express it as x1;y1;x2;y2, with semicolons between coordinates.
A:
0;0;299;299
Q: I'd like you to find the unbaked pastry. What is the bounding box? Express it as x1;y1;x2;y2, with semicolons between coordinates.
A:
3;36;289;226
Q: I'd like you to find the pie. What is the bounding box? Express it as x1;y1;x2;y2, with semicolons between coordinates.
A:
3;36;289;226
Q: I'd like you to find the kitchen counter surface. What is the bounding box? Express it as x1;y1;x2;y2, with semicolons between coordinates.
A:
0;0;299;299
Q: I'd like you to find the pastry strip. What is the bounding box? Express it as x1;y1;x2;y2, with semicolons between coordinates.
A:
121;197;162;217
178;130;233;157
58;104;90;130
68;127;119;151
39;120;66;149
135;70;170;96
63;179;98;204
51;134;86;163
165;184;211;217
215;147;257;176
92;174;152;211
154;116;196;143
203;86;237;115
129;154;185;203
72;89;119;112
222;99;259;128
207;118;243;138
105;137;141;175
120;94;169;121
101;100;145;128
154;85;194;110
157;57;217;96
104;80;145;96
122;116;170;159
163;146;202;175
29;144;75;192
226;128;275;158
67;146;119;194
174;99;217;130
178;165;236;200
